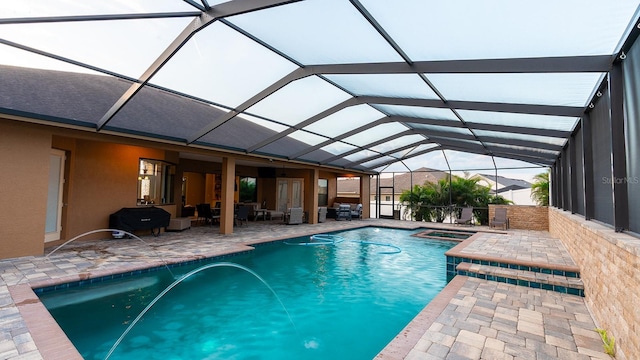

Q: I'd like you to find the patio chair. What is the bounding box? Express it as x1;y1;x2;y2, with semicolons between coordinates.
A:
211;201;221;224
491;208;509;230
350;204;363;220
455;207;473;226
318;207;327;223
196;203;213;225
287;207;304;225
235;205;251;226
336;204;351;221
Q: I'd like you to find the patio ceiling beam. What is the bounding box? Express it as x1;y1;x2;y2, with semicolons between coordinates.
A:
411;129;477;142
282;115;459;161
183;0;207;11
347;0;493;162
305;55;612;75
0;12;201;25
477;136;564;151
421;144;554;167
188;66;311;144
96;0;301;131
487;147;557;161
400;117;571;138
343;141;437;168
0;38;138;82
349;0;413;63
488;150;556;166
358;146;443;171
467;122;571;138
319;129;416;164
245;94;581;156
426;137;487;151
245;97;362;153
286;117;391;159
364;96;584;117
393;117;464;129
481;151;555;167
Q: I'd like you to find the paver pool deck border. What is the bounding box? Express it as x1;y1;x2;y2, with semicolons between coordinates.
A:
0;219;609;359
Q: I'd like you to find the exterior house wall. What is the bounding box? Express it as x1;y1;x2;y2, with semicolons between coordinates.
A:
549;208;640;360
499;188;536;206
0;121;51;258
182;172;206;208
0;118;366;259
0;120;183;259
52;137;176;244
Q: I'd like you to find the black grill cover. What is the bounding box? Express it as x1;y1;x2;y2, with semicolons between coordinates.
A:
109;207;170;236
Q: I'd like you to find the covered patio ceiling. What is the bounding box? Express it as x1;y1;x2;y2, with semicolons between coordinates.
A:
1;0;639;175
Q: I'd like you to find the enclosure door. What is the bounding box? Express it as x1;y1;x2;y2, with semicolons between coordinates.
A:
276;178;304;212
45;149;65;243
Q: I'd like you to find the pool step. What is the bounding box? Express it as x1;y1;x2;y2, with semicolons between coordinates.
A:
455;262;584;296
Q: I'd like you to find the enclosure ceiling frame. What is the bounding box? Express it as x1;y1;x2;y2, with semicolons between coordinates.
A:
96;0;302;131
1;0;636;174
244;95;581;155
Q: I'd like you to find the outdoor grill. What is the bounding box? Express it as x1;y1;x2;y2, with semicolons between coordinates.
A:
108;207;171;237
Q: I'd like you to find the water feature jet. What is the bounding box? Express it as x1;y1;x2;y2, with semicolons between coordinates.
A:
15;229;176;285
104;262;298;360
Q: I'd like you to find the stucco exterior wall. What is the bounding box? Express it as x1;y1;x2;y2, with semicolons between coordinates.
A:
0;121;51;258
52;137;176;242
0;119;365;259
549;208;640;360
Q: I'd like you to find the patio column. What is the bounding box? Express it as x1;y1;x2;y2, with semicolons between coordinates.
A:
307;169;319;224
220;156;236;234
360;175;371;219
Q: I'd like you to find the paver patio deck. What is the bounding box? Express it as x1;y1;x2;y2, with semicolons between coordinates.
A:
0;219;608;359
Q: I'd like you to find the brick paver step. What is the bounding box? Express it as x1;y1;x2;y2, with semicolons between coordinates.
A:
456;262;584;296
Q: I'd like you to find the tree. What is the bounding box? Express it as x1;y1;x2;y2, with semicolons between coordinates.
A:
530;170;550;206
399;174;510;223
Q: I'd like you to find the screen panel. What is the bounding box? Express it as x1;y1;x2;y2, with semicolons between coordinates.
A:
623;37;640;234
574;126;585;215
590;89;614;225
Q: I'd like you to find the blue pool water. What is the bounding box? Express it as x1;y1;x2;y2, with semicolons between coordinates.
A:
38;227;456;360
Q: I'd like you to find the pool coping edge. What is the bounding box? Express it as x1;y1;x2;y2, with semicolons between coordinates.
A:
375;275;468;359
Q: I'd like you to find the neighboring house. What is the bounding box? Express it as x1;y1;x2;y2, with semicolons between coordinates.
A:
345;168;450;218
369;167;450;204
336;177;362;199
476;174;535;205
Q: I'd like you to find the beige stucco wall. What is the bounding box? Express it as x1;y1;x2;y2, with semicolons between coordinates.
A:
0;121;51;258
57;138;176;241
0;119;364;259
549;208;639;360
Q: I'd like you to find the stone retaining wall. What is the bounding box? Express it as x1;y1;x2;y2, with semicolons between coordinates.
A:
549;208;640;360
488;205;549;231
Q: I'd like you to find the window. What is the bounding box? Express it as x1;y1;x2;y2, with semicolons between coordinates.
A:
239;177;257;203
318;178;328;206
385;195;391;201
137;159;175;205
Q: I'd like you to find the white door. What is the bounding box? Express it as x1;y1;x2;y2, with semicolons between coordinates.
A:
276;178;304;212
45;149;65;243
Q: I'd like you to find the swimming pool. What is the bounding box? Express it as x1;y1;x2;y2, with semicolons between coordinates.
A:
37;227;456;359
